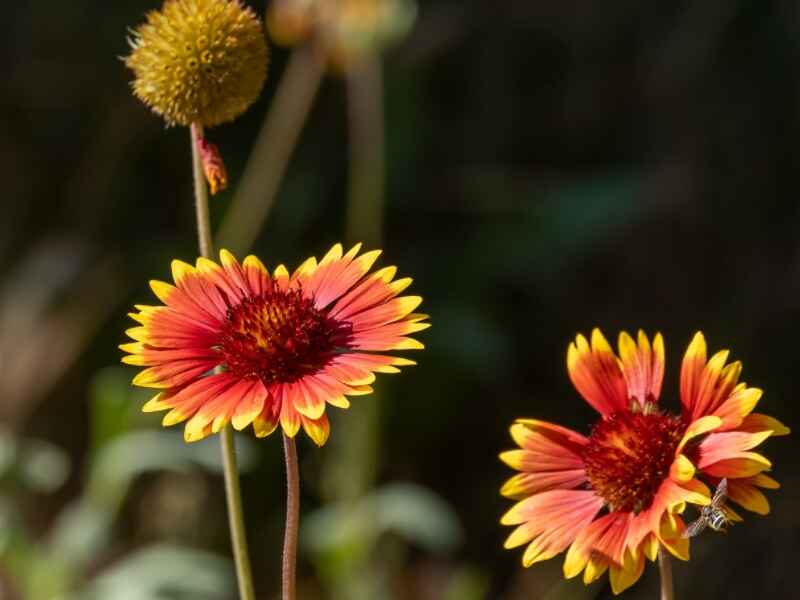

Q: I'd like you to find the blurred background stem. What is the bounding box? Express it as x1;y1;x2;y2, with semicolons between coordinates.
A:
319;54;387;600
345;56;385;249
191;123;256;600
215;44;326;255
659;548;674;600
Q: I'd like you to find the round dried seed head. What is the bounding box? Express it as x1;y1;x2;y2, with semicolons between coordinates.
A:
126;0;269;127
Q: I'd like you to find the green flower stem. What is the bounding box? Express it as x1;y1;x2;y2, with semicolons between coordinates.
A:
658;547;675;600
215;44;326;255
282;433;300;600
190;122;256;600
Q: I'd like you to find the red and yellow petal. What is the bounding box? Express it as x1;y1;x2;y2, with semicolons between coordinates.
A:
697;430;772;466
131;359;219;389
680;332;750;423
725;477;771;515
738;413;790;436
500;420;588;499
567;329;629;417
301;412;330;447
564;512;630;578
609;548;645;595
713;386;763;431
500;470;587;499
329;265;400;320
155;373;239;433
253;394;280;438
230;379;268;430
618;330;664;410
501;490;604;567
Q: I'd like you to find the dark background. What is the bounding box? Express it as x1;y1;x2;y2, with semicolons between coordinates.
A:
2;1;799;599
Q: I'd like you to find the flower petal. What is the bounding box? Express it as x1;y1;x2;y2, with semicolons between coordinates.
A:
567;329;628;417
502;490;604;568
564;511;630;578
697;430;772;468
677;415;722;452
231;379;268;431
726;478;770;515
680;332;707;417
500;470;587;499
301;412;330;446
618;330;664;409
609;548;645;595
738;413;790;436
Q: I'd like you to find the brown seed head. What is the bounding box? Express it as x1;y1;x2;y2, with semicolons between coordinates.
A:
126;0;269;127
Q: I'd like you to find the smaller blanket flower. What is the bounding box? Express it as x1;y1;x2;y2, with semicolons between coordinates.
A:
500;330;787;594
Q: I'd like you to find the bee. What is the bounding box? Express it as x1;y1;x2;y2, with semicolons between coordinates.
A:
682;478;729;538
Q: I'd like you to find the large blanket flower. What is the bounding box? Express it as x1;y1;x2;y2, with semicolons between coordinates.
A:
122;244;428;445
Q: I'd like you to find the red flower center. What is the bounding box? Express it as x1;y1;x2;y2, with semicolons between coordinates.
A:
583;409;686;513
219;285;351;384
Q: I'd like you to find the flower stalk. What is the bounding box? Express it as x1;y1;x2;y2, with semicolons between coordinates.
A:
282;433;300;600
658;547;675;600
191;123;256;600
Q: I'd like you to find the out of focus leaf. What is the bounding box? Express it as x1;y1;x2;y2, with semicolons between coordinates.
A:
48;429;256;570
47;501;113;571
87;429;256;511
19;438;71;493
0;430;16;478
74;544;234;600
443;566;490;600
302;482;463;555
89;366;140;451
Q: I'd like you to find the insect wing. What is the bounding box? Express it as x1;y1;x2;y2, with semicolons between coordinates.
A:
711;478;728;509
682;517;708;538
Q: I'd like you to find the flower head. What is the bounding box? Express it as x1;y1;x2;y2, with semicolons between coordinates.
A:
125;0;269;127
500;330;788;594
266;0;416;68
121;244;428;445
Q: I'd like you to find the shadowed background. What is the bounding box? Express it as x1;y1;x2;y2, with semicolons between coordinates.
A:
1;1;799;598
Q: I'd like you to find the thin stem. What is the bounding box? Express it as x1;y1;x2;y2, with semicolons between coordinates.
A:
190;123;256;600
282;433;300;600
221;427;256;600
658;547;675;600
345;55;385;247
190;123;213;259
215;44;326;255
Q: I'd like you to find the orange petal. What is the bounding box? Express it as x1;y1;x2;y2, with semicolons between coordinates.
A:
609;548;645;595
500;470;587;499
567;329;628;417
713;387;762;431
726;479;770;515
679;332;707;417
738;413;790;436
564;511;629;578
231;379;268;431
278;386;301;437
677;415;722;452
618;330;664;409
301;413;330;446
697;430;772;467
502;490;604;567
701;454;771;478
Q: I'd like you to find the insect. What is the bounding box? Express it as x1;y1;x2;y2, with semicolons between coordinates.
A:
682;478;729;538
